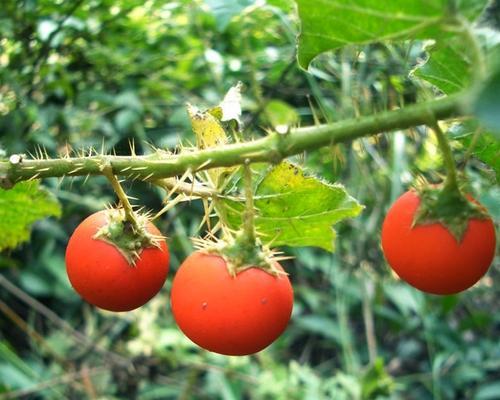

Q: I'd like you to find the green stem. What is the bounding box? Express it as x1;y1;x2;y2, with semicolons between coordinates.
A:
0;93;467;188
430;122;459;192
242;161;256;246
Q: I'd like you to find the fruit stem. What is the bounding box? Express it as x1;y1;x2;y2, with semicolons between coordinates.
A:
214;160;282;275
242;160;256;246
430;122;459;193
102;163;140;231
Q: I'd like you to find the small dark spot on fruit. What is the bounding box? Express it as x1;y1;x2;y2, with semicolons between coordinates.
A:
202;302;208;310
261;298;268;305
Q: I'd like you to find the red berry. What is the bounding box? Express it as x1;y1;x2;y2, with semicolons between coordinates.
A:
381;190;496;295
66;210;169;311
171;251;293;355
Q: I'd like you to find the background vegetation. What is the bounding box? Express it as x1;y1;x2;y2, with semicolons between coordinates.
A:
0;0;499;399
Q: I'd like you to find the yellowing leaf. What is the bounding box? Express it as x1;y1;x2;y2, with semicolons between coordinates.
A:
187;103;228;150
187;103;231;187
219;161;363;251
187;83;243;188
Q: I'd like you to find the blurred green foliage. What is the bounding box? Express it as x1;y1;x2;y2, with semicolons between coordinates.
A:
0;182;61;251
0;0;499;399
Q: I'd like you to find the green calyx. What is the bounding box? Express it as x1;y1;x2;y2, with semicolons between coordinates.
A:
413;181;490;242
93;208;162;266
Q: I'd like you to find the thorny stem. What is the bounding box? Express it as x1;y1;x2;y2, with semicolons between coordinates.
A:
101;163;139;230
0;93;466;187
155;178;216;198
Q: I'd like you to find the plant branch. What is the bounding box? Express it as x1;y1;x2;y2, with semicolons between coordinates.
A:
0;93;467;188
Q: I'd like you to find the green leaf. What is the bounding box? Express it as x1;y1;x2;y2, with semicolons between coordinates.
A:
475;382;500;400
294;315;342;342
0;182;61;251
449;121;500;181
412;39;471;94
473;68;500;137
296;0;488;69
267;0;295;12
205;0;256;31
115;109;140;132
360;358;395;399
463;133;500;179
383;283;424;316
0;341;38;382
220;161;363;251
0;364;34;390
262;100;299;132
114;91;143;113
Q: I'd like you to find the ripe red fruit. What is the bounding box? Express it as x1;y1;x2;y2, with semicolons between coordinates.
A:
381;190;496;295
170;251;293;356
65;210;169;311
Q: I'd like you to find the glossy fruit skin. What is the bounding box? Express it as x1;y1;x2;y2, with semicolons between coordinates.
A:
381;190;496;295
65;211;169;312
171;251;293;356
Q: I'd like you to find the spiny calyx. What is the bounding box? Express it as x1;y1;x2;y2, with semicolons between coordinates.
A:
192;231;288;277
93;208;163;265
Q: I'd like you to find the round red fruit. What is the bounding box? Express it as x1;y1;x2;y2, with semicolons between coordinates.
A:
66;210;169;311
170;251;293;356
381;190;496;295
